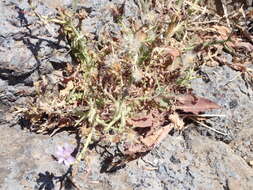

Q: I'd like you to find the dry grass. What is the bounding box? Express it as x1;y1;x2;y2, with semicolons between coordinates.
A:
21;0;253;166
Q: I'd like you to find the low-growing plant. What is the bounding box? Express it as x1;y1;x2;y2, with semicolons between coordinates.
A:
20;0;252;176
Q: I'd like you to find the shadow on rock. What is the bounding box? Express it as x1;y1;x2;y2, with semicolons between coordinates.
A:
36;168;78;190
36;171;55;190
89;141;149;173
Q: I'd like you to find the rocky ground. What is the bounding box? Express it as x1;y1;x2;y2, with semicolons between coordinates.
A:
0;0;253;190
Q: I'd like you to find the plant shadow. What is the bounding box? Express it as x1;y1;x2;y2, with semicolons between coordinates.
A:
89;141;149;173
36;167;78;190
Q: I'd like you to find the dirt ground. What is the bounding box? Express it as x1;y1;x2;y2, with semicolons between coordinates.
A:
0;0;253;190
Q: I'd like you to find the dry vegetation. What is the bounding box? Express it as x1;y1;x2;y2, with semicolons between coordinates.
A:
19;0;253;168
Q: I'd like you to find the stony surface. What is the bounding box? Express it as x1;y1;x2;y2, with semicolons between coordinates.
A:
0;0;253;190
0;126;76;190
230;127;253;167
191;63;253;143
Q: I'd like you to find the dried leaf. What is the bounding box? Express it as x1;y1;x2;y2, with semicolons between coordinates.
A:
140;124;173;147
168;112;184;130
152;124;174;145
61;76;75;84
124;124;174;155
153;47;180;61
175;94;220;114
228;63;247;72
127;110;163;128
165;47;180;59
213;25;231;39
60;81;74;97
234;42;253;52
66;63;74;74
127;113;153;128
58;117;72;128
124;112;183;155
124;143;147;154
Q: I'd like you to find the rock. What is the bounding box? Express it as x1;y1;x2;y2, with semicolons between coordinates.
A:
188;133;253;190
227;177;244;190
230;127;253;167
0;126;76;190
0;0;71;112
191;64;253;142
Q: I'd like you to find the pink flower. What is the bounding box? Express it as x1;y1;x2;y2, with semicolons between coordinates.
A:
55;143;75;166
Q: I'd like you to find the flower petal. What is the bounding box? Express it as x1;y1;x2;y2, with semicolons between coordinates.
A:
55;146;64;156
63;144;74;155
57;157;64;164
64;156;75;166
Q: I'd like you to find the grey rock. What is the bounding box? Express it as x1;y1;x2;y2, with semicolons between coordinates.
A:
191;64;253;142
230;127;253;166
0;0;71;112
0;126;76;190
